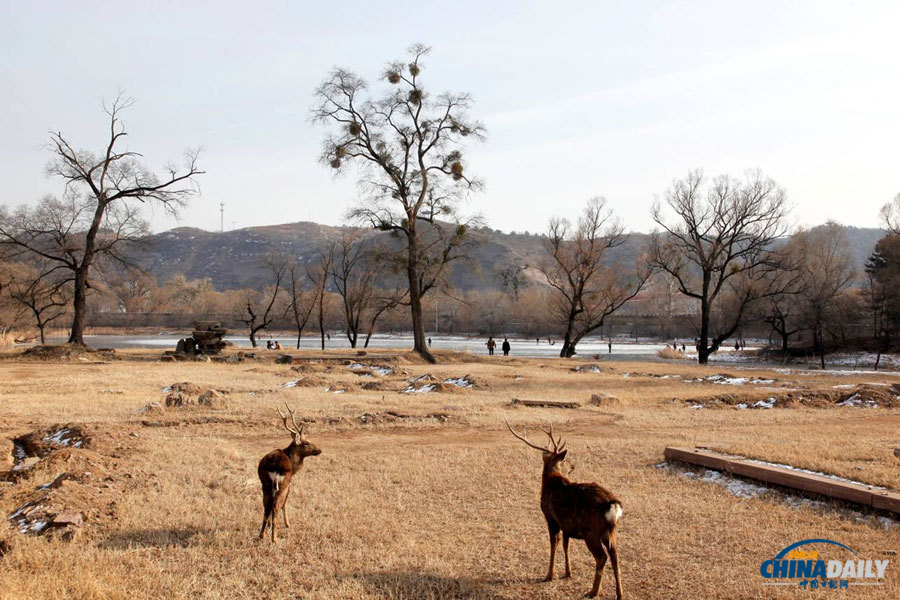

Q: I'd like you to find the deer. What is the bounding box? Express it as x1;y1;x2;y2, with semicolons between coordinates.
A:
257;403;321;542
506;420;624;599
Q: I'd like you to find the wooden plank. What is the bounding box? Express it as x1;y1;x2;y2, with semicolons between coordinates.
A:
665;446;898;515
511;398;580;409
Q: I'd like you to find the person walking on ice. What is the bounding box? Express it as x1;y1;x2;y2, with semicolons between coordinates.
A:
486;337;496;356
502;338;511;356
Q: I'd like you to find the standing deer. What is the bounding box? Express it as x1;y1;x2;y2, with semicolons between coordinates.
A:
257;403;321;542
506;421;624;599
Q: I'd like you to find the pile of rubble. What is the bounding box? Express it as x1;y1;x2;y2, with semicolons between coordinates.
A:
163;322;228;360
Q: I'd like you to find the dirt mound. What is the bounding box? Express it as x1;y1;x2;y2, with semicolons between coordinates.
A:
685;384;900;410
3;424;138;540
20;345;115;362
161;383;228;409
282;375;328;388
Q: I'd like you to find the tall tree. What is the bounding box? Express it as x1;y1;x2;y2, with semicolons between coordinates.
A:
648;170;790;364
881;193;900;234
540;198;649;358
0;95;202;345
864;233;900;368
312;43;484;363
285;258;316;349
328;232;379;348
4;259;70;343
307;249;334;351
794;224;855;369
240;256;286;348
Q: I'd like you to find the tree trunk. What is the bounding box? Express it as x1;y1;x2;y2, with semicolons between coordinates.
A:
249;331;258;348
698;299;711;364
406;233;435;363
68;268;88;345
295;328;303;350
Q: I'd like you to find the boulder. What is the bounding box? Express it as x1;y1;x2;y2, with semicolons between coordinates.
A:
590;393;620;406
168;382;203;395
275;354;293;364
198;390;226;409
165;392;188;408
137;402;165;414
51;511;83;528
894;448;900;459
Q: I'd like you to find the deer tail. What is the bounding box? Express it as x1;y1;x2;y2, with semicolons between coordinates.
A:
605;502;623;525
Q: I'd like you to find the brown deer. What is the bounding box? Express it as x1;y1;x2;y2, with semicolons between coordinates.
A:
257;403;321;542
506;421;624;599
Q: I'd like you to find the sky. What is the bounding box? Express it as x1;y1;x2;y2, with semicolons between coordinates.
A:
2;0;898;235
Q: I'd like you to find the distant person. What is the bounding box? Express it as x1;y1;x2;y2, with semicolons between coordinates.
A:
274;340;282;350
740;339;746;350
681;343;686;352
502;338;510;356
734;340;740;351
486;337;496;356
428;337;432;347
266;340;273;350
326;333;331;341
608;340;612;354
536;337;540;344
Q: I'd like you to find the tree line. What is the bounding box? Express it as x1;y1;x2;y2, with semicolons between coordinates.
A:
2;45;899;366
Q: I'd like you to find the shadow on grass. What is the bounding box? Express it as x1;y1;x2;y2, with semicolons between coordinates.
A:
98;527;213;550
338;570;506;599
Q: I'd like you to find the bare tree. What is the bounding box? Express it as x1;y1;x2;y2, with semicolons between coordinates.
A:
496;262;529;301
881;193;900;235
648;170;790;364
328;232;379;348
307;249;334;351
4;259;70;343
240;256;287;348
794;224;855;369
285;259;316;349
0;95;202;345
312;43;485;363
540;198;649;358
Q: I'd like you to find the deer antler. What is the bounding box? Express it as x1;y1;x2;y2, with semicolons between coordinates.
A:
278;402;305;438
540;423;566;453
505;420;551;452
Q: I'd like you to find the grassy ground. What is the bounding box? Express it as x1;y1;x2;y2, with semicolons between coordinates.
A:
0;348;898;599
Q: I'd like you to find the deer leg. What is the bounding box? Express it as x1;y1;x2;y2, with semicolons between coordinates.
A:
562;534;571;578
271;491;285;543
603;536;624;600
545;526;561;582
281;486;291;528
585;539;608;598
258;490;273;540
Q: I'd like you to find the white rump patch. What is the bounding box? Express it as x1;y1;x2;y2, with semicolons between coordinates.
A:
605;503;623;524
268;472;284;493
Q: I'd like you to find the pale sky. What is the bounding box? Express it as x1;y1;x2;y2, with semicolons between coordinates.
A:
2;1;898;234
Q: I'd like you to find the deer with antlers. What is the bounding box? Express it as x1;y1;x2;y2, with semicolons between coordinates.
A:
257;403;321;542
506;421;624;599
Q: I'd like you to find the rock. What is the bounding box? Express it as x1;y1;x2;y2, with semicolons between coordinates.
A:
15;457;41;471
51;512;83;528
137;402;164;414
275;354;293;364
894;448;900;459
226;354;243;364
356;350;367;356
198;390;226;408
169;382;203;395
165;392;188;408
590;393;620;406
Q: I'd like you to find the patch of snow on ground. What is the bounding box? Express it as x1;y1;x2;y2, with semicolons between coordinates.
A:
43;428;82;447
402;384;436;394
751;398;776;409
282;379;302;388
444;377;473;388
370;366;393;376
836;394;879;408
690;404;704;409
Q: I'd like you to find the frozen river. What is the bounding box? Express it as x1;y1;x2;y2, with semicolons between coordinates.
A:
63;333;753;361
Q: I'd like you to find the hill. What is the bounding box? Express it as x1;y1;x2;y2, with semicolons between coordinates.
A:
138;222;884;291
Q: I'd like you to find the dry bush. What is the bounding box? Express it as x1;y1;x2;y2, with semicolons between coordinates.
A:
656;346;685;359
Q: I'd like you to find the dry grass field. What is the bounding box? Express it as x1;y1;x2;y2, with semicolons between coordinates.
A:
1;348;898;599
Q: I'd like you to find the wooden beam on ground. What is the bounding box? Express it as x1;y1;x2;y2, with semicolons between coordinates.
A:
664;447;899;516
511;398;580;409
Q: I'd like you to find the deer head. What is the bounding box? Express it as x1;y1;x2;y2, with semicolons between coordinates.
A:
278;403;321;465
506;420;567;474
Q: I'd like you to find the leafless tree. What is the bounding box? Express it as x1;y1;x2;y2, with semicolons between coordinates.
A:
540;198;649;358
0;95;202;345
312;43;485;363
496;262;529;301
307;249;334;351
881;193;900;235
240;256;287;348
794;224;855;369
285;259;316;349
329;232;380;348
648;170;791;364
4;259;70;343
